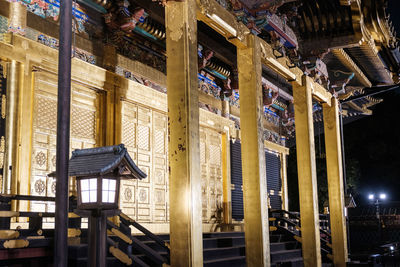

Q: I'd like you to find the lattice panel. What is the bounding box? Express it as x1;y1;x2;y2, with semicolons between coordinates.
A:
71;106;96;139
35;97;57;132
120;102;169;223
30;73;99;213
199;128;223;223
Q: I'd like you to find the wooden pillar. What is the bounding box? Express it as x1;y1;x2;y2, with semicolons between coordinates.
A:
166;1;203;266
238;34;270;267
292;75;321;267
323;97;348;266
3;60;20;195
280;153;288;211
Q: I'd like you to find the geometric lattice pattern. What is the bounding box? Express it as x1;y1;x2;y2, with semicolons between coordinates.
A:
35;97;57;132
71;106;96;139
31;73;98;214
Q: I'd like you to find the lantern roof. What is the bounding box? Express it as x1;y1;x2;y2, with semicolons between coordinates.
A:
49;144;146;179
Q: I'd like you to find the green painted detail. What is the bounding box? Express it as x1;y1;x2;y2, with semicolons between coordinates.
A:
133;27;158;41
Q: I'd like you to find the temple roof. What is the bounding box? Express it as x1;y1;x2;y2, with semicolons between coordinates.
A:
49;144;146;179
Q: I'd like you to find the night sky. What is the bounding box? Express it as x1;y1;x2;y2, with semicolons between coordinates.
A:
343;0;400;204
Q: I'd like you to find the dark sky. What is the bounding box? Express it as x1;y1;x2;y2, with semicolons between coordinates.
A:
342;0;400;204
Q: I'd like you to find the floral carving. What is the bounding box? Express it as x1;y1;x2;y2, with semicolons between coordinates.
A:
35;151;47;167
34;179;46;195
124;187;133;201
139;188;147;202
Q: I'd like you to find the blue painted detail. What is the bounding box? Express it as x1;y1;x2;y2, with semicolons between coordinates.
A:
204;68;228;80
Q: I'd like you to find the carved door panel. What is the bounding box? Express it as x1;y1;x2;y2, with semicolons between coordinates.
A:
120;102;138;220
152;111;168;222
120;101;168;223
200;128;222;223
136;106;152;222
30;72;100;223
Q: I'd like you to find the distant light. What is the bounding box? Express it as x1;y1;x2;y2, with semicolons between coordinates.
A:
390;246;395;251
368;194;375;200
380;193;387;200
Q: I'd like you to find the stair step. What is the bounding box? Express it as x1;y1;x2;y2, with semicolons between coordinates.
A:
271;249;302;263
203;246;245;261
271;257;303;267
203;232;245;239
203;236;245;249
270;241;298;252
204;255;246;267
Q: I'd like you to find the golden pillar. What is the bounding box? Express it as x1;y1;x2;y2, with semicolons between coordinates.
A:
238;34;270;266
166;1;203;266
323;97;348;266
292;75;321;267
280;153;288;211
3;60;20;194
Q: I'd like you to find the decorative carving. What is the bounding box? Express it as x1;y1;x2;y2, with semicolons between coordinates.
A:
52;155;56;167
51;180;56;194
34;179;46;195
35;151;47;167
124;187;133;201
155;189;164;204
138;188;147;203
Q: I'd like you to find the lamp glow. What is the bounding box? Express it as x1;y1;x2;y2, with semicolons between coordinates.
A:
368;194;375;200
390;246;394;251
379;193;387;200
80;178;98;203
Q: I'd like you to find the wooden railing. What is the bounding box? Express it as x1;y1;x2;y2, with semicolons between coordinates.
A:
269;209;333;260
0;194;170;266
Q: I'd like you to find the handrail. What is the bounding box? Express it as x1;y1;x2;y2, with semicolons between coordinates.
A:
106;218;168;265
120;212;170;253
0;194;56;202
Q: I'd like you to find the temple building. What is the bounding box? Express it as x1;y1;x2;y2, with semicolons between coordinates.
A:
0;0;398;266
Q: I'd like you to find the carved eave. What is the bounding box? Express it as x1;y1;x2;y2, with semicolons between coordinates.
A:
345;41;393;85
330;48;372;88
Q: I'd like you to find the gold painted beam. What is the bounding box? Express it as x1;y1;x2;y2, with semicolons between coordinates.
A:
331;49;372;88
323;97;348;267
238;34;270;267
259;39;302;84
292;75;321;267
196;0;249;48
310;81;332;106
166;1;203;266
264;140;289;155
